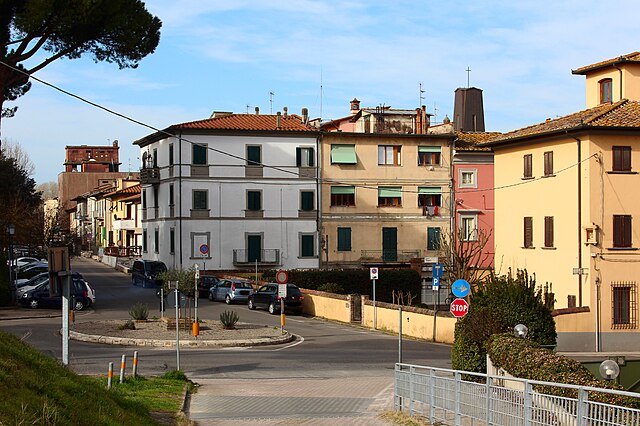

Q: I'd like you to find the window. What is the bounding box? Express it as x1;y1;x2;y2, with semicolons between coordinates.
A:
600;78;613;104
170;228;175;254
247;190;262;211
300;191;314;211
460;215;478;241
613;215;632;248
331;186;355;206
544;151;554;176
378;145;401;165
544;216;554;248
613;146;631;172
300;234;315;257
296;147;315;167
524;217;533;248
142;189;147;208
152;148;158;167
169;184;174;205
154;227;159;253
153;186;158;207
378;187;402;207
612;282;637;328
459;169;477;188
418;187;441;207
168;143;174;165
337;227;352;251
330;144;357;164
523;154;533;178
193;190;208;210
192;144;207;165
142;229;147;252
427;227;440;250
418;146;441;166
246;145;262;165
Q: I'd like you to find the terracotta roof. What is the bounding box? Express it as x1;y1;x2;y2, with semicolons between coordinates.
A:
481;100;640;147
174;114;314;132
572;52;640;75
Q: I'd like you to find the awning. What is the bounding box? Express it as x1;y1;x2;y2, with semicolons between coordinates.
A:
418;187;441;194
378;187;402;197
331;145;357;164
418;146;441;153
331;186;355;195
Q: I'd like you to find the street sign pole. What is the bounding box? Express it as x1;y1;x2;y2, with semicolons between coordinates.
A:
62;272;70;366
373;278;377;330
194;265;199;323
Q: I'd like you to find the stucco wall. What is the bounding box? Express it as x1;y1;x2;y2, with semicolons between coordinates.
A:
301;290;352;323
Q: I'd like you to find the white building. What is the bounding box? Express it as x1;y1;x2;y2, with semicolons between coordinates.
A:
134;110;320;271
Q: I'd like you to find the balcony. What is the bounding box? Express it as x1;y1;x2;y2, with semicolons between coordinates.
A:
104;246;142;258
140;167;160;184
112;219;136;230
232;249;281;266
360;250;422;263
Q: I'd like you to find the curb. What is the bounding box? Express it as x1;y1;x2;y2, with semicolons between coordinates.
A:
69;330;294;348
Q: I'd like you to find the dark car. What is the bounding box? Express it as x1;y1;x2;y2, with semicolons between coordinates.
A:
20;277;94;311
15;262;48;282
131;259;167;288
209;279;254;304
197;276;220;297
247;283;304;315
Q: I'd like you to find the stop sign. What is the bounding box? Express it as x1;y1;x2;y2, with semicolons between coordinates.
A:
450;298;469;318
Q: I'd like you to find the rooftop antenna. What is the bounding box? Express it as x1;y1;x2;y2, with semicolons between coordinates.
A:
245;104;252;114
320;67;323;123
433;102;439;124
466;67;471;88
419;82;425;106
269;91;275;114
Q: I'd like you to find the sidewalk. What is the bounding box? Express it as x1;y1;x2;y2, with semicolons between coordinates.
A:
0;306;60;321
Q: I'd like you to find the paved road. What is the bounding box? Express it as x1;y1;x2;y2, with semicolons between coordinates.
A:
0;257;452;423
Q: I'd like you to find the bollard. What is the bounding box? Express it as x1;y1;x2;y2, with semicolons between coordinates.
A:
69;309;74;323
119;354;126;384
192;321;200;337
107;362;113;389
132;351;139;378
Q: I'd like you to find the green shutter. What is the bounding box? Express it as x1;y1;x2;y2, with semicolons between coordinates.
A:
301;235;314;257
378;187;402;197
193;144;207;165
418;146;441;153
301;191;314;211
331;145;357;164
247;191;261;210
247;146;261;165
418;187;441;195
193;190;207;210
427;227;440;250
337;227;351;251
331;186;355;195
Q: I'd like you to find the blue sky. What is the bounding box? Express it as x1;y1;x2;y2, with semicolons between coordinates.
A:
3;0;640;184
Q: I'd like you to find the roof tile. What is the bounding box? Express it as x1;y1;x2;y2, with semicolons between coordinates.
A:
572;52;640;74
174;114;313;132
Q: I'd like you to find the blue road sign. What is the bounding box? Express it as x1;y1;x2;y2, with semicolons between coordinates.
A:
432;277;440;290
433;263;444;278
452;279;470;298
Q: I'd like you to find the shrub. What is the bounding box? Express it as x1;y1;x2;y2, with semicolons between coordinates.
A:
117;320;136;330
128;302;149;321
162;370;187;381
452;269;556;374
316;282;345;294
219;310;239;329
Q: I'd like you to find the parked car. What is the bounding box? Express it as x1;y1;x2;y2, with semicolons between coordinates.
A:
8;256;42;269
20;277;94;310
131;260;167;288
197;275;220;297
15;272;49;298
15;262;48;283
209;279;254;304
247;283;304;314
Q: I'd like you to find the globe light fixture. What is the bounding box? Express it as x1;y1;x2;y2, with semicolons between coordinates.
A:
514;324;528;339
599;360;620;382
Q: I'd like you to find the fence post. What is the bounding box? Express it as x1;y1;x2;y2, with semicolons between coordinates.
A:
524;380;532;426
409;365;415;416
429;368;436;422
486;375;492;425
119;354;126;384
107;362;113;389
455;371;461;425
576;387;587;425
132;351;139;377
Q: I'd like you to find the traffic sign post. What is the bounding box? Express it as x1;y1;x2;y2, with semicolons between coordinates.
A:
275;269;289;284
452;279;471;298
433;264;444;278
370;268;378;329
432;277;440;291
199;244;209;256
450;298;469;318
278;283;287;333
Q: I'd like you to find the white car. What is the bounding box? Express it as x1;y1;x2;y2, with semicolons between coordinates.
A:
9;257;42;269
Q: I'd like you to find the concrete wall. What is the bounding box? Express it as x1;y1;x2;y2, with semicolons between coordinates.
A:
301;289;352;323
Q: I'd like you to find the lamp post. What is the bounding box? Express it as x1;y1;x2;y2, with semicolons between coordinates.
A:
599;359;620;383
514;324;528;339
6;224;15;303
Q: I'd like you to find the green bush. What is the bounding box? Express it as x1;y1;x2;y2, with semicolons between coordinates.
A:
128;302;149;321
316;282;345;294
219;310;239;329
452;269;556;374
162;370;187;381
117;320;136;330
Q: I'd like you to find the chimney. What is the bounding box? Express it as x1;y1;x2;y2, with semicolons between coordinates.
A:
350;98;360;114
255;106;260;115
301;107;309;124
283;106;288;118
112;140;119;147
276;111;282;129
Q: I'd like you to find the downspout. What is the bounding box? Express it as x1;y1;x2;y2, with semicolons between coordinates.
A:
317;131;324;269
178;131;183;267
571;134;583;306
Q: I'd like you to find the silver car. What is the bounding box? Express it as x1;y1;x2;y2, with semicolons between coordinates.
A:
208;279;254;304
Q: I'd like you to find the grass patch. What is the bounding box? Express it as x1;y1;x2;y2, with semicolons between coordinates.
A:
0;329;189;425
379;410;437;425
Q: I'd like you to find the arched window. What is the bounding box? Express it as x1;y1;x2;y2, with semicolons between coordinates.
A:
600;78;613;104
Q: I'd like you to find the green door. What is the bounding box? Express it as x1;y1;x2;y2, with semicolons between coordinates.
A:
247;235;262;263
382;227;397;262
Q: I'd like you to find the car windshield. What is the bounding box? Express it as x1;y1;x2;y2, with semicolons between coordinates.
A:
287;285;302;295
150;262;166;274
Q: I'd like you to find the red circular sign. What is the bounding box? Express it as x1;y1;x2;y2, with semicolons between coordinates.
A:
275;270;288;284
450;298;469;318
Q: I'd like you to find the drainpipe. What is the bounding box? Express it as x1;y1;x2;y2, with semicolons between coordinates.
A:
317;131;324;269
613;63;624;101
571;134;583;307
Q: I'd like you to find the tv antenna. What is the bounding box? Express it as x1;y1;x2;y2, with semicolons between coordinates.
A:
419;82;426;106
245;104;252;114
269;91;275;114
466;67;471;88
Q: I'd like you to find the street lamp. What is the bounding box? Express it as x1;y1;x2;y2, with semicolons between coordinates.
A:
514;324;528;339
599;359;620;382
6;224;15;303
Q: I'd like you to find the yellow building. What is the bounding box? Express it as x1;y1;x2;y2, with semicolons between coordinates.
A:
483;53;640;352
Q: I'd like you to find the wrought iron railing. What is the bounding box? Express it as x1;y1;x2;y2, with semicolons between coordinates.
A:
140;167;160;184
232;249;281;265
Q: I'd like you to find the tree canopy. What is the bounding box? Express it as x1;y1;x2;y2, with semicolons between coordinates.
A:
0;0;161;120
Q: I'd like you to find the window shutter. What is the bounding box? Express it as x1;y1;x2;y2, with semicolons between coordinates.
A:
296;147;301;167
544;216;554;247
193;144;207;165
427;227;440;250
248;191;261;211
301;191;314;211
301;235;314;256
308;148;315;167
337;227;351;251
524;217;533;248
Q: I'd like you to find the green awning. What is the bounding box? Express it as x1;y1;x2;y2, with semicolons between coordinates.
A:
418;146;441;153
331;145;357;164
331;186;355;195
378;187;402;197
418;187;441;195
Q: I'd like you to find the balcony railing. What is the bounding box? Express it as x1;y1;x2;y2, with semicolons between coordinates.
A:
232;249;281;266
104;246;142;258
360;250;422;263
140;167;160;184
112;219;136;230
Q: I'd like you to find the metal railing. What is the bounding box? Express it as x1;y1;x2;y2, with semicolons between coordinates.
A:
360;250;422;262
232;249;281;266
395;364;640;426
140;167;160;184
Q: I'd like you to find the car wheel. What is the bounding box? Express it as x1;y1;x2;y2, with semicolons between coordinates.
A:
268;302;277;315
208;292;214;301
248;299;255;310
29;299;38;309
74;300;85;311
225;295;232;305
